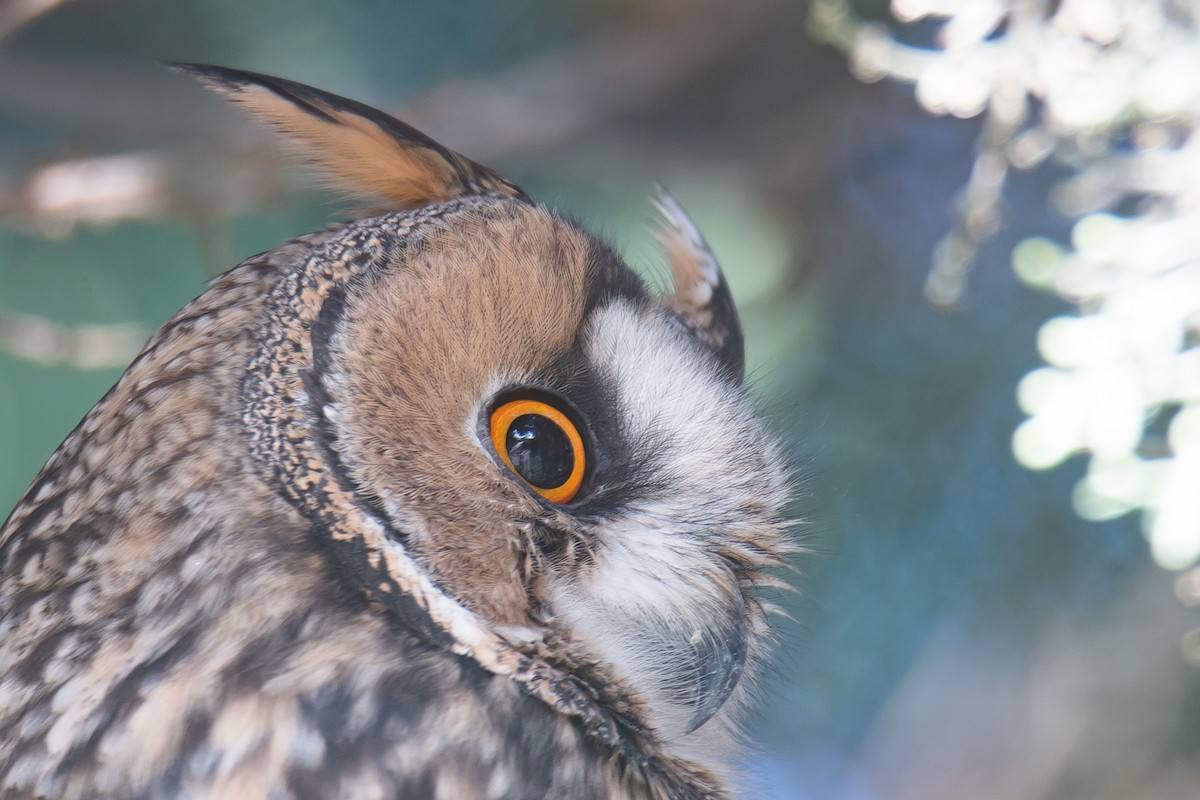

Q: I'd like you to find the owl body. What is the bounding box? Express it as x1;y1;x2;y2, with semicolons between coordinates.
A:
0;67;790;799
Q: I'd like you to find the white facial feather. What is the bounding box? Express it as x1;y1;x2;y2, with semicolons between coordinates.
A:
547;300;788;761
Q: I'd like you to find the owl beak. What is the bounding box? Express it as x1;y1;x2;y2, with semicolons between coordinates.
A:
680;612;747;733
655;590;747;734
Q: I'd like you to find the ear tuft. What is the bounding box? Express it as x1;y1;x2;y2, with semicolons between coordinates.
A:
652;187;745;383
168;62;527;210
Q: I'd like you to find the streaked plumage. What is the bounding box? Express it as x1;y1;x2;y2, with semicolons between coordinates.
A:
0;65;792;799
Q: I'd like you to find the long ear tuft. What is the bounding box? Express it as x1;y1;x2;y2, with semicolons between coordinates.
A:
167;62;527;209
653;187;745;384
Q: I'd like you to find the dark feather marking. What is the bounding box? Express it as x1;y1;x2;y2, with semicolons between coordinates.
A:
0;491;67;569
153;709;215;798
673;274;744;384
579;230;649;318
56;624;202;773
216;609;316;695
290;241;463;651
124;365;219;403
302;283;395;529
15;625;75;683
707;276;745;382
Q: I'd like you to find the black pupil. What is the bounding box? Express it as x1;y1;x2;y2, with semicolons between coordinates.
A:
506;414;573;490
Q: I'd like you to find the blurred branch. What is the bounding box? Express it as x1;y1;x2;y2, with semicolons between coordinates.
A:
0;0;72;46
1;152;169;236
810;0;1048;307
402;1;774;162
812;0;1200;574
0;309;145;369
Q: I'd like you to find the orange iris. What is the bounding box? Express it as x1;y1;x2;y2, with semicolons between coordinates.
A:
489;399;586;504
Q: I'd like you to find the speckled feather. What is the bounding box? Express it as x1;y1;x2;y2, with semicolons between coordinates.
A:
0;65;792;800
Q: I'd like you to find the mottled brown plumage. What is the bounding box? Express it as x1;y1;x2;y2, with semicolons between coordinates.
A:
0;65;792;799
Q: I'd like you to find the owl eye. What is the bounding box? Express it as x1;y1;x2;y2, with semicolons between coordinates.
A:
489;398;586;504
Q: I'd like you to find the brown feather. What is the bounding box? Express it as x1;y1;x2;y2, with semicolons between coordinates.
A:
653;188;745;381
170;63;527;209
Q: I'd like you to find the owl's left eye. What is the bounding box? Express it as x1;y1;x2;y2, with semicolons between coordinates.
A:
489;398;586;504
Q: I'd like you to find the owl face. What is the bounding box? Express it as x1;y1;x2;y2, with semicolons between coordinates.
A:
318;197;788;746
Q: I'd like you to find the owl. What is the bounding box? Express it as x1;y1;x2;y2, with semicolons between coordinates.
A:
0;65;792;800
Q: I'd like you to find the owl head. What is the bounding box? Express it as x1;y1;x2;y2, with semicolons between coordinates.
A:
178;64;793;771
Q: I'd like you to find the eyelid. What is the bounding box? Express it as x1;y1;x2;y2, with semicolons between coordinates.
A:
489;398;586;504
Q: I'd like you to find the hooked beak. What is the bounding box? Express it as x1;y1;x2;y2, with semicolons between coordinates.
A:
547;564;751;737
660;591;748;733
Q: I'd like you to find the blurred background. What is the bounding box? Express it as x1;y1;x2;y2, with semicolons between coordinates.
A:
2;0;1199;797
